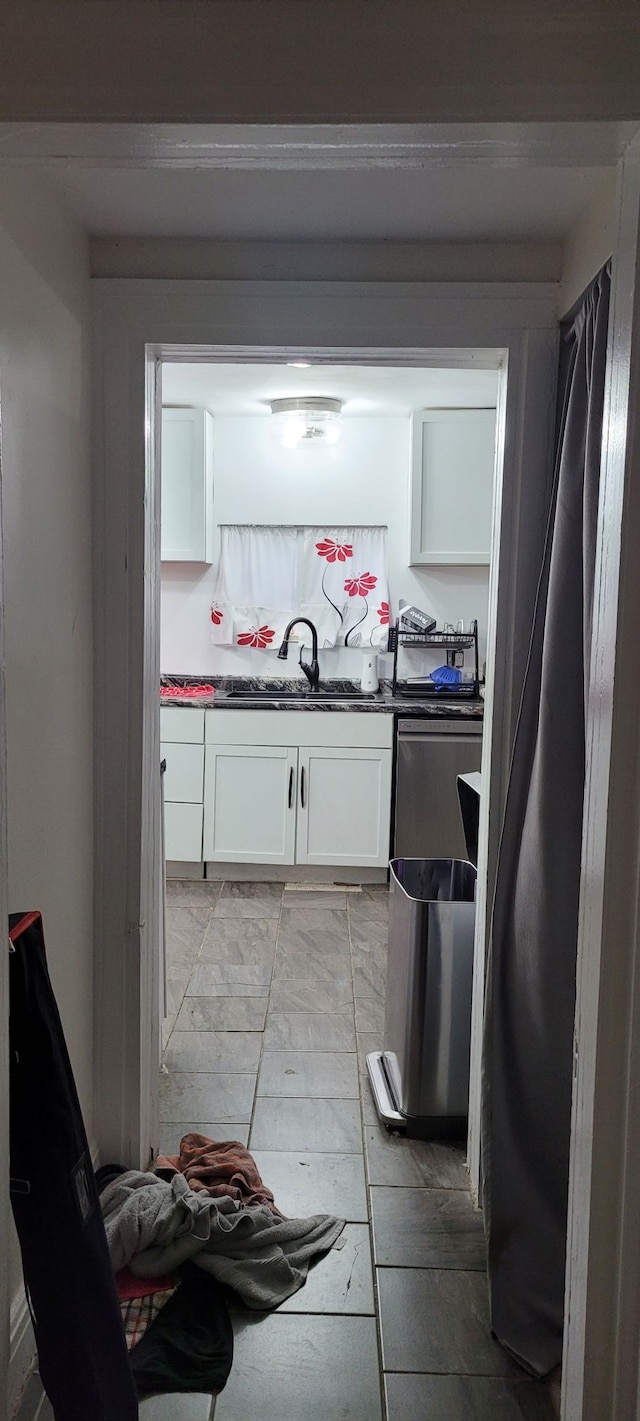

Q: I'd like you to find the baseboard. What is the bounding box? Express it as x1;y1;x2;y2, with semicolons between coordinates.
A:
204;862;387;883
167;860;388;884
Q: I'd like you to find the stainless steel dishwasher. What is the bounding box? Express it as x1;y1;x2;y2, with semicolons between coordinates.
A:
394;717;483;861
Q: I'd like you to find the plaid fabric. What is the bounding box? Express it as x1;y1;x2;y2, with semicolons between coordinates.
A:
120;1288;177;1352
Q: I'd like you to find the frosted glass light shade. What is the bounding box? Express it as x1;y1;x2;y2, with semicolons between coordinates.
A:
270;397;343;449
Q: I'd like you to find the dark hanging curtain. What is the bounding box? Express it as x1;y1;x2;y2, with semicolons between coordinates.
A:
481;262;611;1378
9;911;139;1420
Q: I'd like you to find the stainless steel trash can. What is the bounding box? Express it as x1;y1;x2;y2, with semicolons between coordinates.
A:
366;857;476;1139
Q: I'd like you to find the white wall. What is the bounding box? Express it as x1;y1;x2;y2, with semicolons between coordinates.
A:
91;237;563;285
559;170;617;316
0;171;93;1390
161;412;491;681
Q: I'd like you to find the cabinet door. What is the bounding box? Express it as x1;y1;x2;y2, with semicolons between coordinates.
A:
160;742;204;803
204;745;298;864
161;407;214;562
410;408;496;565
296;747;393;868
164;802;204;861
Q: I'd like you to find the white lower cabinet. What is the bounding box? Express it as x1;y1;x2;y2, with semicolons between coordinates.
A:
296;746;392;868
164;801;204;861
161;741;205;803
204;744;298;864
203;711;394;870
160;708;206;861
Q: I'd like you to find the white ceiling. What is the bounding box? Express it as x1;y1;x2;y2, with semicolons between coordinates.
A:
161;363;500;417
48;163;610;243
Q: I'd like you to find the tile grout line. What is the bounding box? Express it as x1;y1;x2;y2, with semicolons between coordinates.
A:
351;902;516;1410
206;881;271;1421
164;884;386;1421
206;877;224;1419
161;882;221;1060
245;886;283;1151
348;893;389;1421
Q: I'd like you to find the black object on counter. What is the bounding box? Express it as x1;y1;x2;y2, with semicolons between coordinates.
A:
9;911;139;1421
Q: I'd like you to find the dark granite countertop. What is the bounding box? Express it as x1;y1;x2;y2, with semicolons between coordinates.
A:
160;675;484;719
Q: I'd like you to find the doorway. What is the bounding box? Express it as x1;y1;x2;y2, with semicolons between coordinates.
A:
155;343;534;1421
152;344;510;1130
155;349;510;1416
92;319;557;1421
91;282;557;1419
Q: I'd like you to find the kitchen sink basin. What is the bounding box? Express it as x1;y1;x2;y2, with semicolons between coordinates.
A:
226;689;308;700
224;688;378;702
313;690;378;700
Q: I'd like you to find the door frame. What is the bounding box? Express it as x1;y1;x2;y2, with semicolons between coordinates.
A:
92;279;558;1174
0;370;11;1421
562;133;640;1421
91;243;640;1412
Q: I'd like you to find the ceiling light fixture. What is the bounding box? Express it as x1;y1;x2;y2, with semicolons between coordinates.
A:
270;397;343;449
287;361;311;369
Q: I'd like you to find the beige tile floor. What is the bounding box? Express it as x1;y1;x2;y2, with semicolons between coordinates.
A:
15;879;556;1421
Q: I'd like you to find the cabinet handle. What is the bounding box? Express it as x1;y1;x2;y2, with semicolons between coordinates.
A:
288;766;294;809
300;766;306;809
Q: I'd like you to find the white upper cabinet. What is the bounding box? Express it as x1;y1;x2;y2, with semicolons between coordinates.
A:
161;407;214;563
409;408;496;565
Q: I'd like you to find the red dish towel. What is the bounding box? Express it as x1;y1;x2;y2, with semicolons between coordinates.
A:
160;683;215;698
115;1267;175;1301
156;1133;280;1214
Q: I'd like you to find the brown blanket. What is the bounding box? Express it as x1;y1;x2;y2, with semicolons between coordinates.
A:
156;1133;280;1214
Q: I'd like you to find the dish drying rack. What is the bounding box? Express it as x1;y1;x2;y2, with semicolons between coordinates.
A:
388;618;480;699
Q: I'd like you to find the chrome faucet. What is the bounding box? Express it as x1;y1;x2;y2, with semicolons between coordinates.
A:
277;617;320;692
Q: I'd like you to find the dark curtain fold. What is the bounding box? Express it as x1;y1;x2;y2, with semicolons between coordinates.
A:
481;262;611;1378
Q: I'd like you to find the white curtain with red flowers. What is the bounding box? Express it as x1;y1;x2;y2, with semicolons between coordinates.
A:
210;525;298;650
211;524;389;650
300;527;389;648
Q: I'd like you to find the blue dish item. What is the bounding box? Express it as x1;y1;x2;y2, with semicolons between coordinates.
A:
430;664;462;687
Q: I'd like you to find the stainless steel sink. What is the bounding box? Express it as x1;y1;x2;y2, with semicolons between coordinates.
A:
225;689;307;700
224;688;378;702
314;690;378;701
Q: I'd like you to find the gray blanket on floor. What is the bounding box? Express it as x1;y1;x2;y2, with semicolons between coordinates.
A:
100;1170;345;1310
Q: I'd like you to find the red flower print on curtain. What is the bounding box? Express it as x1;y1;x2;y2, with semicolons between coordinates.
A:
343;572;378;646
315;538;353;563
210;605;224;626
237;626;276;649
377;601;390;625
316;536;354;628
344;572;377;598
